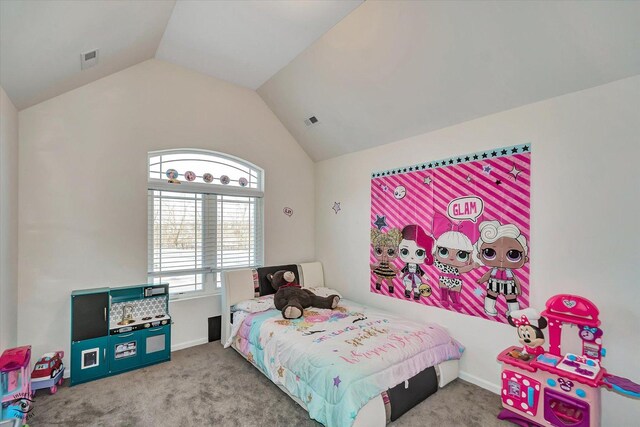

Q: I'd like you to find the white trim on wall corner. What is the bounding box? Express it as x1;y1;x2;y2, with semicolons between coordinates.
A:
458;370;501;395
171;337;209;352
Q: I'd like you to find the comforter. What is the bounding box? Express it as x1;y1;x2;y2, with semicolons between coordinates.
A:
226;299;463;427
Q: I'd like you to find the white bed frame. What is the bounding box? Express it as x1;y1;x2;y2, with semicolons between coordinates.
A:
222;262;459;427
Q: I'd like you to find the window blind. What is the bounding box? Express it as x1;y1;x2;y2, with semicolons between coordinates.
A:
147;190;263;294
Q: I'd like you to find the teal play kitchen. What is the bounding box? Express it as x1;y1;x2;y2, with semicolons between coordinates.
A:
70;284;171;386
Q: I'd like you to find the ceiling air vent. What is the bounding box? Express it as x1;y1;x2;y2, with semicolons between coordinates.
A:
304;116;319;127
81;49;99;70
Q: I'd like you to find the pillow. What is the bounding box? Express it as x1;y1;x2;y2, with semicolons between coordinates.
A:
306;287;343;299
231;294;275;313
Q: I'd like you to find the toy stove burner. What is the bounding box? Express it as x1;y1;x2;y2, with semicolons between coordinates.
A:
557;353;601;378
141;317;152;321
155;314;165;319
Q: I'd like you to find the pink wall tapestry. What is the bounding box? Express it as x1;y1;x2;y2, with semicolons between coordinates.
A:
370;144;531;323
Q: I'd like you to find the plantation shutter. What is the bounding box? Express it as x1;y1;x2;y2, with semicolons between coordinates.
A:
147;149;264;296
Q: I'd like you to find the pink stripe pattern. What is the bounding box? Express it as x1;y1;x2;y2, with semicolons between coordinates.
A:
370;145;531;323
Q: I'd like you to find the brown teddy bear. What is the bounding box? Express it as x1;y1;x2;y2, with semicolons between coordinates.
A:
267;270;340;319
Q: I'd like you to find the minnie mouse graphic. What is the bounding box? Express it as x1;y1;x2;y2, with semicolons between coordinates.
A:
507;308;547;361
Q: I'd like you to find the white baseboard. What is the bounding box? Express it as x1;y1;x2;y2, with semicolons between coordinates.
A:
64;339;209;379
171;337;208;352
459;370;501;395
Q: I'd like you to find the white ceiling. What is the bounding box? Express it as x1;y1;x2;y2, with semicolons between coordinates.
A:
0;0;176;110
2;1;639;161
0;0;361;110
258;1;640;161
156;0;363;90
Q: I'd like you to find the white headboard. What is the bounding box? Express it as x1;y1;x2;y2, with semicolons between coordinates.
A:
221;262;324;344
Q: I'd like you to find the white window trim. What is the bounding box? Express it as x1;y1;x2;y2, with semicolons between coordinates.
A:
148;180;264;198
147;149;264;300
148;148;264;195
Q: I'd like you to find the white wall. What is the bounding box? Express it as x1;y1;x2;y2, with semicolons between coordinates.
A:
0;85;19;351
18;59;315;364
315;76;640;425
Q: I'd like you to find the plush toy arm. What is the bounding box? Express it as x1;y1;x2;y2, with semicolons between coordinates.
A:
274;290;288;311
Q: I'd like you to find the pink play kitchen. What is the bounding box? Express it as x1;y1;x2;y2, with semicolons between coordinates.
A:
497;294;639;427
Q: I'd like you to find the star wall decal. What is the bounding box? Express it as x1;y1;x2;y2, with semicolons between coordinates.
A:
373;215;388;230
495;179;502;185
508;163;522;181
483;165;492;174
333;376;342;387
423;176;432;185
332;202;341;214
466;175;473;183
473;287;484;297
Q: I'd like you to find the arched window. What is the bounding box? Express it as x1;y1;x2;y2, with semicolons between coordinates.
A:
147;149;263;296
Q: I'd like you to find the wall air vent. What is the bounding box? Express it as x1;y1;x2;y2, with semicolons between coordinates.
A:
81;49;99;70
304;116;319;127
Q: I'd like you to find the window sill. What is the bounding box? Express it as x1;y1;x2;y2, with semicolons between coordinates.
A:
169;291;222;303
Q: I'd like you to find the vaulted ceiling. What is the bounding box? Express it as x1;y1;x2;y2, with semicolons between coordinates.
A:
0;0;362;110
258;1;640;160
2;1;639;161
0;0;176;110
156;0;362;89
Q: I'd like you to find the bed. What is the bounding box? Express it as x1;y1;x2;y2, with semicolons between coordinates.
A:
221;262;463;427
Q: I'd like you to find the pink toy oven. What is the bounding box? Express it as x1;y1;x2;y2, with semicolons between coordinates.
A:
1;346;32;424
497;294;640;427
497;295;603;426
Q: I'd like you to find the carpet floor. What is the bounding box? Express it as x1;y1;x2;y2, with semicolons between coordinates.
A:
31;342;509;426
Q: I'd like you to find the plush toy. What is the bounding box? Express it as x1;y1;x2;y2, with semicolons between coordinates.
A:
267;270;340;319
507;307;548;361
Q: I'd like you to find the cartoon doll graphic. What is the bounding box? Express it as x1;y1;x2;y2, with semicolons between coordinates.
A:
370;228;403;293
432;213;479;310
398;225;434;300
473;220;529;316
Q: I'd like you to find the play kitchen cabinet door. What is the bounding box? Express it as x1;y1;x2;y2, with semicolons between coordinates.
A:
108;332;142;374
71;291;109;342
70;336;109;385
141;325;171;365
